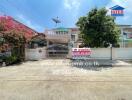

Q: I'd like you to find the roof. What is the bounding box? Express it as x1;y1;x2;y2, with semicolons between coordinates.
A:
118;25;132;27
13;19;38;33
110;5;125;10
118;25;132;29
50;27;79;32
69;28;79;32
55;27;69;32
0;16;38;40
31;33;46;40
123;28;132;32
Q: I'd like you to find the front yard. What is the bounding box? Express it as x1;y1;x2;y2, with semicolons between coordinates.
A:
0;59;132;100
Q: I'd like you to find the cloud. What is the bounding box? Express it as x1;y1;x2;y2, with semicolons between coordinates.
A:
16;14;44;32
63;0;81;10
62;0;82;26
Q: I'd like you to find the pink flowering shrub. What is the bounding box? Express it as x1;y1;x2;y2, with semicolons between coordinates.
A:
0;16;37;40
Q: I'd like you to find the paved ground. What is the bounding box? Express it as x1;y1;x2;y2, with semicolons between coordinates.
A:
0;59;132;100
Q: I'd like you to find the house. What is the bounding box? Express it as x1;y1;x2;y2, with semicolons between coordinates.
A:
25;34;47;60
44;27;79;57
28;33;47;48
44;26;132;49
0;16;38;50
45;27;79;46
0;15;38;63
45;27;79;47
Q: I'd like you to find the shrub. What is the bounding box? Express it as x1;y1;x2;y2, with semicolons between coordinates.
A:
0;55;18;65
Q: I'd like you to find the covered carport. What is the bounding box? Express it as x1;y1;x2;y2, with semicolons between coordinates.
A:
47;44;68;58
45;33;70;58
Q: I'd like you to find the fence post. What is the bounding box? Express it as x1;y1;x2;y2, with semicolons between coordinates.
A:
110;44;112;60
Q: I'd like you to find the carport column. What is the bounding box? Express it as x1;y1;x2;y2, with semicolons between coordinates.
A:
67;42;71;58
47;40;49;47
46;40;50;57
67;30;72;59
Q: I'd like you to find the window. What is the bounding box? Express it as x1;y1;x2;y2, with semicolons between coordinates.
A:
71;35;75;41
66;31;68;34
56;31;58;34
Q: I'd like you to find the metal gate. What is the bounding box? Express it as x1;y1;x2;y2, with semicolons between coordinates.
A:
47;44;69;58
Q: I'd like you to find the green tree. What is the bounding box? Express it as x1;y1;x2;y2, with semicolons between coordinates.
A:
76;8;120;48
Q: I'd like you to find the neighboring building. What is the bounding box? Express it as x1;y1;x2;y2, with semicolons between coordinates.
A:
118;25;132;47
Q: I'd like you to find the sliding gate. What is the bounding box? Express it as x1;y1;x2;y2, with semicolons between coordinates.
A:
47;44;69;58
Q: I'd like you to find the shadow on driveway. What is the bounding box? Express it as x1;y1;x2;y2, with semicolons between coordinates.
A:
70;59;113;71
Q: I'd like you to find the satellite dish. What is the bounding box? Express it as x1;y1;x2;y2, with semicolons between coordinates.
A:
52;17;61;27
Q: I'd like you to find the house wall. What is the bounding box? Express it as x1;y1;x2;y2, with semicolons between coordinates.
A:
45;28;79;47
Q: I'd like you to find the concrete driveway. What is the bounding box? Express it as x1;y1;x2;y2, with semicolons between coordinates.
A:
0;59;132;100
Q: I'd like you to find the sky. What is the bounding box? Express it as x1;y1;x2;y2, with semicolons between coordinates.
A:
0;0;132;32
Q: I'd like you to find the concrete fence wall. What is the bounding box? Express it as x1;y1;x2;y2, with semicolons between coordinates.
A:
25;47;47;61
91;48;111;59
25;47;132;60
90;48;132;60
112;48;132;60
